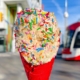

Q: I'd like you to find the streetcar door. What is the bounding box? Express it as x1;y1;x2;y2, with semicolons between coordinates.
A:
70;27;80;56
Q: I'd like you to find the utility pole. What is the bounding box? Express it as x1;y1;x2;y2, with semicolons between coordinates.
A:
64;0;69;28
64;0;69;47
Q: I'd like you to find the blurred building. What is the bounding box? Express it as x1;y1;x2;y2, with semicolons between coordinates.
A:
29;0;42;9
0;0;42;53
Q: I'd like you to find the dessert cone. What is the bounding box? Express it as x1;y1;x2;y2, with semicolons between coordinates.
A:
20;52;54;80
15;9;60;80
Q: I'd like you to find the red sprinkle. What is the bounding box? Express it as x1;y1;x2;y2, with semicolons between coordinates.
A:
45;28;48;31
24;18;29;23
14;34;16;37
46;12;50;17
28;48;31;49
58;39;60;42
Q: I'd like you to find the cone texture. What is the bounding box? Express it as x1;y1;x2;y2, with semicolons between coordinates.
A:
20;52;54;80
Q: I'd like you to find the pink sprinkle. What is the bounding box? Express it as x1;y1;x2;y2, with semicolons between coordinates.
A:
39;22;44;26
21;40;26;44
17;14;21;18
33;57;35;60
46;43;48;46
32;45;36;50
25;31;30;34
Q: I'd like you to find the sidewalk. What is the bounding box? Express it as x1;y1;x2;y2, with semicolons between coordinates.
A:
0;52;19;57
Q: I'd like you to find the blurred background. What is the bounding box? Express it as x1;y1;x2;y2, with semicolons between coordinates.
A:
0;0;80;80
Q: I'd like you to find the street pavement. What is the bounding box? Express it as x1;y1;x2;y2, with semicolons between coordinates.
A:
0;52;80;80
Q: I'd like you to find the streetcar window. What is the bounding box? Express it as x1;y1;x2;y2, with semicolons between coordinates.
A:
74;32;80;48
64;30;75;48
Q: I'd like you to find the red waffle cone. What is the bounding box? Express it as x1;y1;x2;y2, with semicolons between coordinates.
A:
20;52;55;80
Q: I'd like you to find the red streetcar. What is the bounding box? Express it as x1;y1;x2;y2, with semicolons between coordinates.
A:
62;21;80;60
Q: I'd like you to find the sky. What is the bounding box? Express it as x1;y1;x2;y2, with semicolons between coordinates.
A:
42;0;80;34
